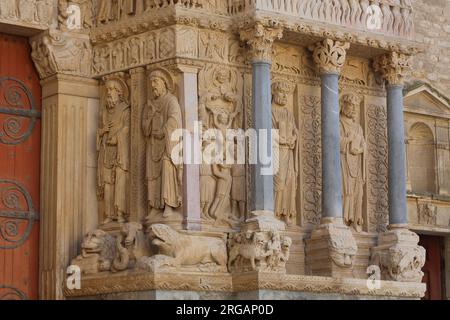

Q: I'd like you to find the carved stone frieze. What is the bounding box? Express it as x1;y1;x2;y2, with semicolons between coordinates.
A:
0;0;53;28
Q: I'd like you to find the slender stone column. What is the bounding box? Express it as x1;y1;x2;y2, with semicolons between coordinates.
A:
373;52;411;228
240;23;283;214
310;39;350;222
370;53;426;284
306;39;358;278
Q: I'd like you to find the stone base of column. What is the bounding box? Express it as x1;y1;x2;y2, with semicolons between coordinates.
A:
228;211;289;274
306;218;358;278
371;228;426;283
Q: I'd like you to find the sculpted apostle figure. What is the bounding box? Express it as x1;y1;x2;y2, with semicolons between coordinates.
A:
97;77;130;224
271;81;299;226
340;94;366;232
142;68;183;221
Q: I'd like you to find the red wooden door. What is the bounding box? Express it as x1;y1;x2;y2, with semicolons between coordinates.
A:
419;235;443;300
0;33;41;300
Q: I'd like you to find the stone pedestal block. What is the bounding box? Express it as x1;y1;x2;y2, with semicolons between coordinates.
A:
371;228;426;283
306;220;358;278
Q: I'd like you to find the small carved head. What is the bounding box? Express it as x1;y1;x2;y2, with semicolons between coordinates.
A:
340;94;361;120
105;79;126;108
81;229;111;253
214;68;231;84
271;81;294;107
148;68;174;99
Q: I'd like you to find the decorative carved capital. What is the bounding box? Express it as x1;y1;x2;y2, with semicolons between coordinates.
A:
309;39;350;75
373;52;412;86
30;30;92;80
240;23;283;63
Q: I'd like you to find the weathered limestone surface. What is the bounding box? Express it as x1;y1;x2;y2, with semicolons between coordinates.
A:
411;0;450;93
2;0;447;300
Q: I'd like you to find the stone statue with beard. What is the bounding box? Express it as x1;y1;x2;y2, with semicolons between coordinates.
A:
97;77;130;224
142;68;183;223
340;94;366;232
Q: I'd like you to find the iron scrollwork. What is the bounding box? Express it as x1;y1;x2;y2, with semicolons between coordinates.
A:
0;77;40;145
0;179;38;249
0;285;28;300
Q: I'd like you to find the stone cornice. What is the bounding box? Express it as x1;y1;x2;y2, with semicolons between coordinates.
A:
64;270;426;299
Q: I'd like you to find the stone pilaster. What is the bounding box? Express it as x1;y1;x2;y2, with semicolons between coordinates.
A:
175;64;202;231
31;28;99;299
371;52;425;283
306;39;358;278
240;22;283;215
129;68;147;223
39;75;99;299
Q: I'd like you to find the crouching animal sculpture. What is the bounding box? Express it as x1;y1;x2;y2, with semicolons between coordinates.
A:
70;229;116;274
141;224;227;271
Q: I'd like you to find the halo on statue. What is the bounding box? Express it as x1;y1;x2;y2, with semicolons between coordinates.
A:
147;67;174;93
102;73;130;104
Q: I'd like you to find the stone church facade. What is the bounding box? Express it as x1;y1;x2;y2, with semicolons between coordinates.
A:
0;0;449;300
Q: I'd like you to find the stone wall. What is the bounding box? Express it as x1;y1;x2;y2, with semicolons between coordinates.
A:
411;0;450;93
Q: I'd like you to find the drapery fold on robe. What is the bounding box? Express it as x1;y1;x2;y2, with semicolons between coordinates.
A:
143;93;183;209
340;117;366;227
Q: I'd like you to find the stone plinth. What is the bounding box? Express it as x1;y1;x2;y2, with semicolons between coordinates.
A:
306;221;358;278
64;270;426;300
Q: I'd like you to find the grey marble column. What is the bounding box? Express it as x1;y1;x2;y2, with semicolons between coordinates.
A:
320;73;343;219
374;52;412;228
387;84;407;226
240;23;282;214
310;39;350;222
251;61;274;212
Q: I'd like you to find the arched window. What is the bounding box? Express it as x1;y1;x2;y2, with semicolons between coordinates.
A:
408;122;436;194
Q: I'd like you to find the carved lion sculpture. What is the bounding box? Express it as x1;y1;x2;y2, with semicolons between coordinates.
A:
112;222;151;272
147;224;227;269
70;229;115;274
228;231;272;271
